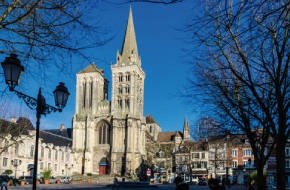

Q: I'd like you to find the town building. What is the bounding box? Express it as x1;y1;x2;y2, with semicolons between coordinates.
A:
0;118;73;177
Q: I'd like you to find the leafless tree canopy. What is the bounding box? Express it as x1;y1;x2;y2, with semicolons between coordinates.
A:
0;0;112;84
181;0;290;189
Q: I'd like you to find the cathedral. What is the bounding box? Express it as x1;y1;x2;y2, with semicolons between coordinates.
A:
72;6;146;175
71;7;191;176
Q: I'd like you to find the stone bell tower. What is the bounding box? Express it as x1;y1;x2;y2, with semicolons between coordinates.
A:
110;6;146;175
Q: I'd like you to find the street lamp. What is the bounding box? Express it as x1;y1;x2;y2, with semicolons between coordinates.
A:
1;54;70;190
11;159;22;184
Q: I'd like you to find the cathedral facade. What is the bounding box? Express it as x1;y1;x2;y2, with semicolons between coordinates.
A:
72;7;146;175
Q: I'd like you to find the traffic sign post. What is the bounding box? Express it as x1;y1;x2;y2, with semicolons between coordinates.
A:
147;170;151;182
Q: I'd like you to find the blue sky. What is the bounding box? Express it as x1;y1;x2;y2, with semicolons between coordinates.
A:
4;1;199;132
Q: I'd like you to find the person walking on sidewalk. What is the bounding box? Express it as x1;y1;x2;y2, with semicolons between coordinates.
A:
0;174;9;190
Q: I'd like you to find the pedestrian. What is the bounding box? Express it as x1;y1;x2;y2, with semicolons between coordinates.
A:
208;178;226;190
173;176;189;190
0;174;8;190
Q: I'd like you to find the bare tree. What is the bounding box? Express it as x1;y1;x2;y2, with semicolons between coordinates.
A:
145;137;158;168
0;117;34;155
181;0;289;189
156;143;174;182
0;0;112;86
191;116;222;141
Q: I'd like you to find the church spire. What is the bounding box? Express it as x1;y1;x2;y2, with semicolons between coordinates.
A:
183;116;190;141
118;6;140;65
183;116;188;131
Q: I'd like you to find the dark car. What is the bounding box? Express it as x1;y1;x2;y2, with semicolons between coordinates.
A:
18;176;33;185
198;178;207;185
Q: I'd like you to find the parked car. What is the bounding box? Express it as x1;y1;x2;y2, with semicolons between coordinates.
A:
198;178;207;185
18;176;33;185
49;177;57;184
60;177;71;183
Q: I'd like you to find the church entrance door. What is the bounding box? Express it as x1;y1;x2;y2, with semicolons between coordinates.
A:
99;157;108;175
99;165;108;175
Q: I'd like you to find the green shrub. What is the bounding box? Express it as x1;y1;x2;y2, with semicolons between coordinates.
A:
87;173;92;176
41;170;51;180
3;170;13;175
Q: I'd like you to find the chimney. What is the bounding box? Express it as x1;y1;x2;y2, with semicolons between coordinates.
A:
11;117;16;123
226;130;231;139
60;124;65;131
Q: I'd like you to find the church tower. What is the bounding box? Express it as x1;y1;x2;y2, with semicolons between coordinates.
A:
111;6;145;118
110;6;146;175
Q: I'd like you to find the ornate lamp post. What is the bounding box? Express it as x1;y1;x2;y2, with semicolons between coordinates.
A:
1;54;70;190
11;159;22;184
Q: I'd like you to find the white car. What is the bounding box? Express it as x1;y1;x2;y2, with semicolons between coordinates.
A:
60;177;71;183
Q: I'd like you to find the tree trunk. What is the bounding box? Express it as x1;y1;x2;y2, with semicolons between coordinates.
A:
276;140;286;190
256;162;264;190
166;169;168;182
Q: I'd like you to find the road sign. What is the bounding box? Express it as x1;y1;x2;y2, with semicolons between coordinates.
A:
147;170;151;176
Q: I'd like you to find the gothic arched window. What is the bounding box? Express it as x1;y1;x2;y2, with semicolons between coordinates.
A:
126;73;131;81
99;122;110;144
117;98;122;110
118;86;123;94
125;85;130;94
125;98;130;109
119;73;123;82
83;81;86;108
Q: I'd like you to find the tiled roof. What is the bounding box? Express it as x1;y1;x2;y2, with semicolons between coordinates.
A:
39;130;72;147
175;146;189;154
157;131;183;142
43;128;72;139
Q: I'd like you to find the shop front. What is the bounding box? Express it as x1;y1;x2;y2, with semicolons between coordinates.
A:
153;172;167;183
191;170;208;183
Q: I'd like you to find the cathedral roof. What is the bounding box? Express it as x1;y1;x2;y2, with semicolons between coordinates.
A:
157;131;183;142
145;114;158;124
77;63;103;74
